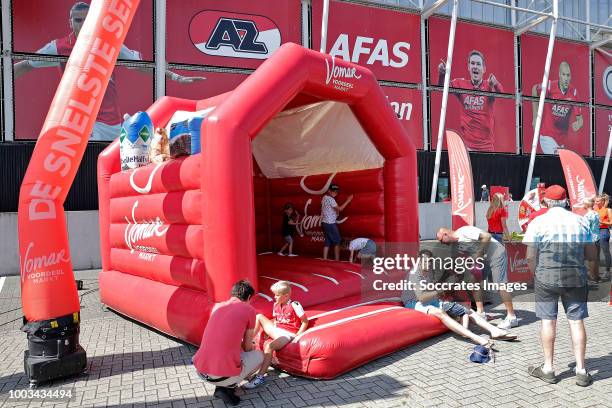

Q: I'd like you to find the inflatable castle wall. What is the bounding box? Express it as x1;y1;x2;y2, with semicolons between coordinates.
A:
98;43;446;379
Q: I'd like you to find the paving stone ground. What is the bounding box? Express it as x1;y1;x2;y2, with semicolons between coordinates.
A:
0;270;611;408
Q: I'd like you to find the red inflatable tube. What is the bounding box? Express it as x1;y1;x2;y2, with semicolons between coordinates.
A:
109;223;203;259
110;248;207;291
276;305;447;379
109;191;202;225
99;270;211;345
109;155;201;198
268;169;384;196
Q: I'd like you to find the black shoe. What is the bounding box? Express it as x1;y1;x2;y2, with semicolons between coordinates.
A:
214;386;241;406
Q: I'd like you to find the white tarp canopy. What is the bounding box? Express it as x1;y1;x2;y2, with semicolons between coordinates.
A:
252;101;384;179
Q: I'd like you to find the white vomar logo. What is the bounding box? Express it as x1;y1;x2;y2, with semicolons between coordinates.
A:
453;168;472;218
300;173;337;195
21;242;69;284
295;199;347;238
296;173;347;240
124;201;169;253
325;57;361;84
510;251;529;273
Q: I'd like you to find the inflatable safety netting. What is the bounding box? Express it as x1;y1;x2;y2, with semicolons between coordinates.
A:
98;43;447;379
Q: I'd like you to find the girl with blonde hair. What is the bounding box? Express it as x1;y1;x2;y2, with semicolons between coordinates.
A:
486;193;509;242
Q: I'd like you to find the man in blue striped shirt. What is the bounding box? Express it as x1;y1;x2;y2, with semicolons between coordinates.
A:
523;185;595;387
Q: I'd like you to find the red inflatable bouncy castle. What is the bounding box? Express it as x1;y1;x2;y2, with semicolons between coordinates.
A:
98;43;446;378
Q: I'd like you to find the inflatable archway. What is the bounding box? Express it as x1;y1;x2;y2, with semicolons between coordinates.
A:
98;43;446;378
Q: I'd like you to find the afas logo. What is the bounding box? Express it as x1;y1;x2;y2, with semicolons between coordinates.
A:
328;34;411;68
190;11;281;60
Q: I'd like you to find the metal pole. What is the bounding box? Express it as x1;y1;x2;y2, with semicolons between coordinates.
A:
1;0;14;141
301;0;311;48
430;0;458;203
154;0;166;99
512;0;520;154
599;127;612;194
420;0;429;150
524;0;558;196
320;0;330;53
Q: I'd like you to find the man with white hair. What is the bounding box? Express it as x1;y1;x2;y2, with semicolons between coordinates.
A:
523;185;594;387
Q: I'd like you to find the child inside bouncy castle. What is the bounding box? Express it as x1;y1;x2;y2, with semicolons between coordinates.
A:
278;203;302;257
343;237;377;264
243;281;309;389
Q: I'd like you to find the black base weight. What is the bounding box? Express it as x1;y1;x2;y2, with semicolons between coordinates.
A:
21;313;87;385
24;346;87;386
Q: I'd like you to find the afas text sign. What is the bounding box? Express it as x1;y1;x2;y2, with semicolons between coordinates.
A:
311;0;421;83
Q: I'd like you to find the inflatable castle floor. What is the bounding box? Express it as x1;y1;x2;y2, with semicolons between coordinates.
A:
97;43;446;379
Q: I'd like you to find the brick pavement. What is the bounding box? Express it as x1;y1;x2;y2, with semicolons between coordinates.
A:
0;271;611;408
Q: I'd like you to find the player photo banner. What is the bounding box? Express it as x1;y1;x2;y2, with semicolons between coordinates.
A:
595;107;612;157
594;49;612;107
447;130;475;229
167;0;301;68
521;34;589;104
166;71;249;100
381;86;423;149
311;0;421;83
558;149;597;216
428;17;515;95
14;66;154;141
430;90;516;153
12;0;153;60
522;98;589;156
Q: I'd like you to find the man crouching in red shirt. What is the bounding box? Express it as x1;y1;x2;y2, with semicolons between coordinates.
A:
192;280;263;406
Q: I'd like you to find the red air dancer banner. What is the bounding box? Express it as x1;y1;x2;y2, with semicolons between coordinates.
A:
595;107;612;157
522;99;589;156
311;0;421;83
166;0;301;68
430;91;516;153
18;0;140;321
429;18;515;95
594;49;612;107
447;130;474;229
558;149;597;215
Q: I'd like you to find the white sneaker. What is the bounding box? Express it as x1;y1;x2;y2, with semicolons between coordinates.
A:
497;316;519;330
287;253;298;257
278;252;285;256
243;374;265;389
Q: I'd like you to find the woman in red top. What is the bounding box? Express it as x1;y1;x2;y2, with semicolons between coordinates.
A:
486;193;509;242
595;194;612;273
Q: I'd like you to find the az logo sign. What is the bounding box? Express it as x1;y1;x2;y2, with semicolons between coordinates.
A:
190;11;281;60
